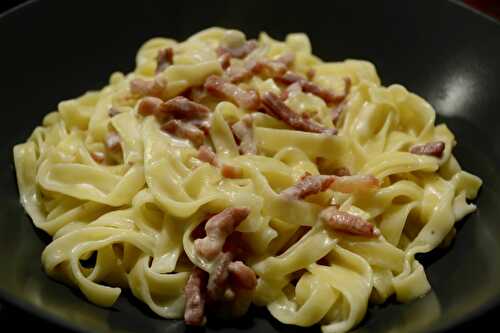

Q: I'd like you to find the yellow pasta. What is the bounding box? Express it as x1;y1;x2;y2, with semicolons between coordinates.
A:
13;27;482;332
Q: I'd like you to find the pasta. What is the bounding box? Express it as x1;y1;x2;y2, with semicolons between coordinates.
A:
13;27;482;332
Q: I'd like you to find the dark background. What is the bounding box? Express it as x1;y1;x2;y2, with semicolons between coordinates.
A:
0;0;499;332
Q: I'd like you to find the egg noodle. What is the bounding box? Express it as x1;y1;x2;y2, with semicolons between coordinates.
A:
13;28;482;332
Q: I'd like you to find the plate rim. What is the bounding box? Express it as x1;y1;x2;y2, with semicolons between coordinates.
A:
0;1;499;332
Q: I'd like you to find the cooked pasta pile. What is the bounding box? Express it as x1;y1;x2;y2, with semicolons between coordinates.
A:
13;28;482;332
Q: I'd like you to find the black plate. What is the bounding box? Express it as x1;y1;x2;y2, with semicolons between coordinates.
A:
1;0;500;332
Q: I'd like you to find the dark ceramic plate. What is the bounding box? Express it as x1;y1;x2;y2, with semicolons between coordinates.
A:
1;0;500;332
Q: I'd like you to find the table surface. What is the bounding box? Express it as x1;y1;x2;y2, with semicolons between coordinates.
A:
1;0;499;332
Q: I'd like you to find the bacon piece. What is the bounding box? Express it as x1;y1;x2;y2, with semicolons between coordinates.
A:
157;96;211;120
216;40;258;59
184;267;208;326
275;71;305;85
225;66;253;83
330;175;379;193
137;96;163;116
155;47;173;74
222;232;246;258
301;80;345;104
332;167;351;177
320;206;380;237
105;132;121;152
281;174;336;200
197;145;219;166
194;207;250;260
190;118;211;135
204;75;260;110
276;72;349;104
228;261;257;290
409;141;445;158
129;77;166;98
248;52;295;78
305;77;351;104
207;252;233;301
218;52;231;70
231;115;257;155
191;220;208;240
261;92;337;135
108;107;121;118
206;254;257;302
282;173;379;199
90;151;105;163
221;164;243;178
162;120;205;147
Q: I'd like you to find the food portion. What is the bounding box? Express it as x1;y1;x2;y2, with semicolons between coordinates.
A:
13;28;482;333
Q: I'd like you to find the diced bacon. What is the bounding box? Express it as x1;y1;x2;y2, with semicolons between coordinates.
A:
129;77;166;98
228;261;257;290
221;164;243;178
156;47;174;74
274;71;305;85
191;220;208;240
108;107;121;118
162;119;205;147
197;145;219;166
190;118;211;135
204;75;260;110
231;115;257;155
90;151;105;163
309;76;350;104
282;173;379;199
320;206;380;237
281;174;336;200
194;207;250;260
276;71;349;104
409;141;445;158
157;96;211;120
218;52;231;70
206;254;256;302
184;267;208;326
105;132;121;152
137;96;163;116
261;92;337;135
225;66;253;83
248;53;294;78
332;167;351;177
300;80;345;104
222;232;246;258
216;40;258;59
330;175;380;193
207;252;233;301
